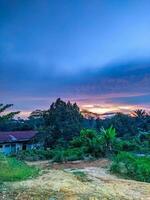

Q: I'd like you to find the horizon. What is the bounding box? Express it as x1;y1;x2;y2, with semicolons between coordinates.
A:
0;0;150;118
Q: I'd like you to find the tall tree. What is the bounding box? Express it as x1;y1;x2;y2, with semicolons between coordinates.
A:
43;98;83;147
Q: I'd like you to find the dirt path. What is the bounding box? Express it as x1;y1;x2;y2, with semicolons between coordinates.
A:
1;159;150;200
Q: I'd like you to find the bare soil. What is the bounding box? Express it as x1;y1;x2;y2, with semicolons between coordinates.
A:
26;158;110;169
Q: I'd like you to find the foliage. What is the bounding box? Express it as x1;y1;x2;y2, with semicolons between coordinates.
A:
110;152;150;183
43;98;83;147
0;104;19;121
132;109;150;132
51;147;84;162
51;148;66;162
71;129;103;157
103;113;137;138
16;149;53;161
28;109;45;129
0;104;20;131
0;153;38;181
132;109;147;118
71;127;117;157
16;148;85;162
100;126;116;154
113;138;141;153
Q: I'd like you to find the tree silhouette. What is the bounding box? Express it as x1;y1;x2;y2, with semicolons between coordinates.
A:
0;104;20;123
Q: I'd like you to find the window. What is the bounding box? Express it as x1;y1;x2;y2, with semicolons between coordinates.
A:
5;144;10;147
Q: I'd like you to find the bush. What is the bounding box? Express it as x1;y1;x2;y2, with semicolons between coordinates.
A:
113;139;141;153
70;129;105;157
110;152;150;183
0;153;38;181
51;147;84;162
16;147;84;163
16;149;53;161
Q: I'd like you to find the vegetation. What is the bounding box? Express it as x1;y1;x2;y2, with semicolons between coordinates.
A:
0;153;38;181
111;152;150;183
43;98;83;147
72;171;90;182
0;104;20;131
16;149;53;161
0;99;150;183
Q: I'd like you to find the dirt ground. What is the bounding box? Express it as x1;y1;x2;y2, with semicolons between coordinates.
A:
1;159;150;200
26;158;110;169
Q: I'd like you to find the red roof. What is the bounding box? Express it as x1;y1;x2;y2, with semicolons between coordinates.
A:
0;131;37;143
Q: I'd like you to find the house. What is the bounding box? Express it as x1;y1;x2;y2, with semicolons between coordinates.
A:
0;131;39;155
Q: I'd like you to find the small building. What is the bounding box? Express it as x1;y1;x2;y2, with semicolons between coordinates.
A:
0;131;39;155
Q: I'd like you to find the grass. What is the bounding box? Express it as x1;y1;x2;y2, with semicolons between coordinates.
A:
0;153;39;181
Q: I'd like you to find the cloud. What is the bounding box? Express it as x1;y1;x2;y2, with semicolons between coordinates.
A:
0;59;150;117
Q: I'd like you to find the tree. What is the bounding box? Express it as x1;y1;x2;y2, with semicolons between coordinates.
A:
28;109;45;129
100;126;116;153
103;113;137;138
0;104;20;130
132;109;149;132
71;129;104;157
43;98;83;147
132;109;147;118
95;117;103;131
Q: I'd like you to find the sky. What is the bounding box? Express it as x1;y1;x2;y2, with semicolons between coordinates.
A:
0;0;150;118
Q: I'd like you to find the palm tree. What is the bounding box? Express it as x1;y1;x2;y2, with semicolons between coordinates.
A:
132;109;147;118
100;126;116;153
0;104;20;124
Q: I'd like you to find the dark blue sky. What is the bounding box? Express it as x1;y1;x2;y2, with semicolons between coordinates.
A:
0;0;150;117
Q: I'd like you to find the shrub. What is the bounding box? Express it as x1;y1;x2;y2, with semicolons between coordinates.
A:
100;126;116;154
110;152;150;183
70;129;105;157
64;148;84;161
51;147;84;162
16;149;53;161
113;139;141;153
51;148;66;162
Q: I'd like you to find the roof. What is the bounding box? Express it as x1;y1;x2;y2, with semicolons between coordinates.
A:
0;131;37;144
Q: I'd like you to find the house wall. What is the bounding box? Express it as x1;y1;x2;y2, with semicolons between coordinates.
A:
0;144;11;155
27;143;34;149
16;143;22;151
0;142;42;155
0;143;24;155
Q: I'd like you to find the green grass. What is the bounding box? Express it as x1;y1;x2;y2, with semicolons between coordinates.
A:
0;153;39;181
110;152;150;183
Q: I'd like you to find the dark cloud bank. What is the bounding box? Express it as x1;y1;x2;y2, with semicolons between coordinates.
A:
0;59;150;113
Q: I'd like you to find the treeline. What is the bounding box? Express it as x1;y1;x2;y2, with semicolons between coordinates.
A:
0;98;150;146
